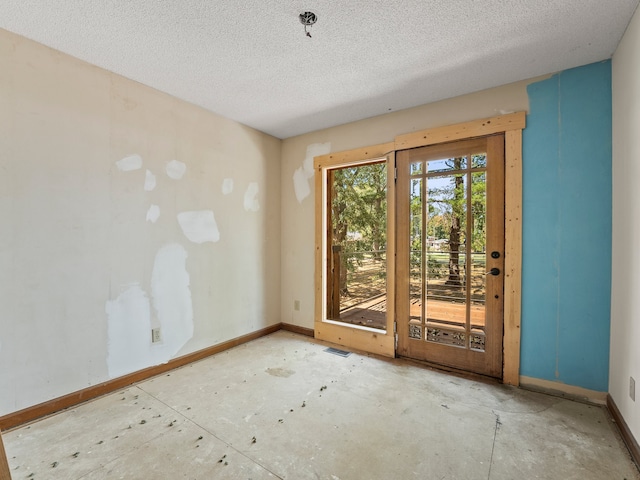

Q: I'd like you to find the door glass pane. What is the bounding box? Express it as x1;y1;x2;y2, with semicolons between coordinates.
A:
409;177;423;339
428;157;467;173
425;172;467;346
470;170;487;351
326;162;387;330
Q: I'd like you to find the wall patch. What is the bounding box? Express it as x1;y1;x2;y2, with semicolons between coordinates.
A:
293;167;311;203
304;143;330;176
150;244;194;360
116;154;143;172
106;284;153;378
293;142;331;203
244;182;260;212
222;178;234;195
166;160;187;180
177;210;220;243
146;204;160;223
144;169;157;191
105;245;195;379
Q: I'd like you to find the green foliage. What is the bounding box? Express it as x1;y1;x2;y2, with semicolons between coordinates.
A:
407;154;487;285
330;162;387;252
330;162;387;294
328;154;487;293
421;154;487;253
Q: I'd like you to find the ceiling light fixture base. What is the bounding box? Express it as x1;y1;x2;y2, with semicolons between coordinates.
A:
299;11;317;38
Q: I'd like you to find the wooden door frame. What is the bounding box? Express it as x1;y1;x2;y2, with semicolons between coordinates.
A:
314;112;524;385
314;144;397;356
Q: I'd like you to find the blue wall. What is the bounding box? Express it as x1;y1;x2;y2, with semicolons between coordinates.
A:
521;61;612;392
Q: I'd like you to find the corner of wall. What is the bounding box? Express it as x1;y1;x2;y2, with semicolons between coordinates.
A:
611;1;640;445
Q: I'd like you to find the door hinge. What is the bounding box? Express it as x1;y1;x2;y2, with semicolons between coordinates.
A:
394;166;397;182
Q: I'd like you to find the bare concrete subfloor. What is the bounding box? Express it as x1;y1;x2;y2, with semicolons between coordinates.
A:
3;331;639;480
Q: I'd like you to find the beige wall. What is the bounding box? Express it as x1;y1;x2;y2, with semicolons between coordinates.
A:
280;79;543;330
611;6;640;441
0;29;281;416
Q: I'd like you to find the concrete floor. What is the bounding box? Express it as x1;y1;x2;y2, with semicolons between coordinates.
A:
3;331;639;479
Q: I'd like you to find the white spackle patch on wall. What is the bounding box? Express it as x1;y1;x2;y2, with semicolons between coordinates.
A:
293;142;331;203
150;244;194;359
116;154;143;172
222;178;234;195
243;182;260;212
144;169;157;191
105;246;195;379
166;159;187;180
293;167;310;203
146;204;160;223
304;143;331;176
177;210;220;243
106;284;153;378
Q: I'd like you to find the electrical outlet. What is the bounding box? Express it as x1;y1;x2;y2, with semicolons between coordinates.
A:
294;300;300;311
630;376;636;402
151;328;161;344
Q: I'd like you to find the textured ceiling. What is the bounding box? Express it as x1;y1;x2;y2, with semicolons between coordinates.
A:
1;1;638;138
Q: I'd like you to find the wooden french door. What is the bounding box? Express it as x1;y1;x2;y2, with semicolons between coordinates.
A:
395;135;505;378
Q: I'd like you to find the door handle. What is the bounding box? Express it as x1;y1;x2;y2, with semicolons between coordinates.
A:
485;267;500;276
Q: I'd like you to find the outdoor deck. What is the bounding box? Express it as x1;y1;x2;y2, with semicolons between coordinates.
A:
338;295;486;331
333;250;487;334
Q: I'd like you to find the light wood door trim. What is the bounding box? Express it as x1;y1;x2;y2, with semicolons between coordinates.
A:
314;321;395;355
385;151;397;350
395;112;525;150
314;142;394;169
503;129;523;385
313;113;524;382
